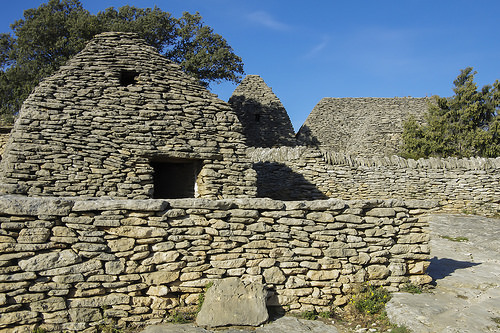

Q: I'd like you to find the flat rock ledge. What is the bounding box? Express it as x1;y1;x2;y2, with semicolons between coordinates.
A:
142;316;339;333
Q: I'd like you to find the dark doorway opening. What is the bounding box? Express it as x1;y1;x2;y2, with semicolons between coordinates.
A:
120;69;139;86
151;159;201;199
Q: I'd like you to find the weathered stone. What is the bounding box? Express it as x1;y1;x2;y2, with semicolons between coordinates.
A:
210;258;246;269
68;307;103;323
18;249;81;272
108;238;135;252
18;227;50;243
306;270;340;281
293;247;322;257
146;285;170;296
30;297;67;312
263;267;286;284
39;259;101;276
366;208;396;217
0;310;38;325
367;265;390;279
108;226;168;238
142;271;180;285
142;251;180;265
196;277;268;327
105;261;125;275
68;293;130;308
72;199;168;212
0;196;73;216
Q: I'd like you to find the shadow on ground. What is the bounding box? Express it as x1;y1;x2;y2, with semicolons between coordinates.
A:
426;256;481;281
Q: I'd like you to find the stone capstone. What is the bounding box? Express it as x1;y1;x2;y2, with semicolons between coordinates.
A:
196;277;269;327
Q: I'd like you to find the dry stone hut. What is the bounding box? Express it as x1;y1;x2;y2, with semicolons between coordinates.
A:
0;32;256;199
229;75;296;147
297;97;429;156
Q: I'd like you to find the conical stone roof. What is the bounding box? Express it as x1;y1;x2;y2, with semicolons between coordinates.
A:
229;75;296;147
0;32;256;199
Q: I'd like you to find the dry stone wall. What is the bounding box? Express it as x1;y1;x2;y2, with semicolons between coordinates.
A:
0;32;256;199
297;97;429;156
0;195;432;332
249;147;500;216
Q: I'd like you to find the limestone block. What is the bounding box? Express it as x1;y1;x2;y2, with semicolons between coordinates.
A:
68;307;103;323
72;199;167;212
52;226;77;237
258;258;276;268
30;297;67;312
293;248;322;257
306;270;340;281
366;208;396;217
0;310;38;325
108;238;135;252
68;293;130;308
107;226;168;238
285;276;309;289
0;195;73;216
306;212;335;222
408;261;430;274
196;277;268;327
142;271;180;285
335;214;362;223
397;233;430;244
142;251;180;265
18;227;50;243
388;262;407;276
146;286;170;296
263;267;286;284
367;265;390;279
105;261;125;275
0;271;36;282
39;259;101;276
409;274;433;285
18;249;81;272
152;241;175;252
210;258;246;269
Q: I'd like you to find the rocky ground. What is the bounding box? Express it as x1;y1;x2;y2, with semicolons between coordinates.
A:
386;214;500;332
139;214;500;333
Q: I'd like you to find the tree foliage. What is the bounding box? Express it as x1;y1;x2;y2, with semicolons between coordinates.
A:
0;0;244;123
402;67;500;158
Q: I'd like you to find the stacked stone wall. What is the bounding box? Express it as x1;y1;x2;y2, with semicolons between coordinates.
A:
249;147;500;216
297;97;430;156
0;196;432;332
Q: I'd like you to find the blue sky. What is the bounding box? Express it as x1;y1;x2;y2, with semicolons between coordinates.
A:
2;1;499;130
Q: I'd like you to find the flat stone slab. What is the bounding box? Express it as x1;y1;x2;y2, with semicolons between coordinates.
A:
141;324;211;333
196;277;269;327
386;214;500;333
140;317;338;333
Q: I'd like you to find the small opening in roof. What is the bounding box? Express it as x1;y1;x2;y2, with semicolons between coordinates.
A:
120;69;139;86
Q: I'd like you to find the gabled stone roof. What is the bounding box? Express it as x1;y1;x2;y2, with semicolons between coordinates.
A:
297;97;429;156
0;32;256;198
229;75;296;147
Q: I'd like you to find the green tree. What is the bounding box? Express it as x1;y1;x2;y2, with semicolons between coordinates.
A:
0;0;244;123
402;67;500;158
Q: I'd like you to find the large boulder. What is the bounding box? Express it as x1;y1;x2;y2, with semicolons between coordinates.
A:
196;277;268;327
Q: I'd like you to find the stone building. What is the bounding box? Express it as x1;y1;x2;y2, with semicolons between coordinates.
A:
297;97;430;156
0;32;256;199
229;75;296;147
